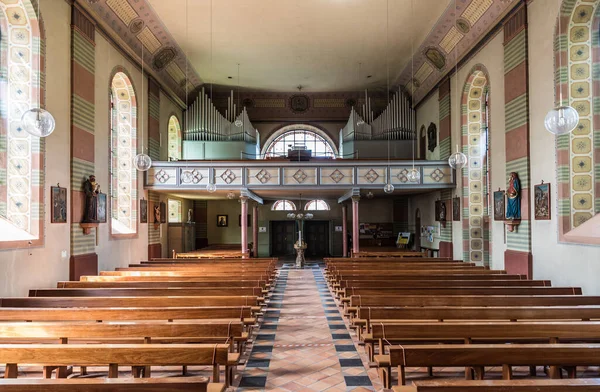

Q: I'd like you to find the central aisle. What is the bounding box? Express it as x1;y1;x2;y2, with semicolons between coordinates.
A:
237;266;377;391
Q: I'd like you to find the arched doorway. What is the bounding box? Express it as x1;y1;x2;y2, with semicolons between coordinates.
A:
415;208;421;251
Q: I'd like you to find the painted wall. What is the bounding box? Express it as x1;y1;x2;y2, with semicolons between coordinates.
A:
94;33;149;273
159;91;184;161
527;0;600;295
0;0;72;297
416;93;440;161
411;2;600;294
0;4;180;296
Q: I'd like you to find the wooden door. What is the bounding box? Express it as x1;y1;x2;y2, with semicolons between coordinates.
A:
271;221;295;256
304;221;329;258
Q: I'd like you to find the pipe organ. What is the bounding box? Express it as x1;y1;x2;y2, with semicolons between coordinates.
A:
184;87;257;143
344;89;416;142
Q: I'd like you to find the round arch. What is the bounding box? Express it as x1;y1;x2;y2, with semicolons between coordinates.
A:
167;114;182;160
260;124;339;158
461;64;491;265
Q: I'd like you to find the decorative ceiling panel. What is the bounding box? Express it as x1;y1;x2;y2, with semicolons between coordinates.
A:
137;26;162;54
87;0;202;102
398;0;517;105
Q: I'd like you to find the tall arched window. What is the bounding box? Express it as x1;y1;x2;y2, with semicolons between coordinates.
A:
168;115;181;160
305;200;330;211
272;200;296;211
554;0;600;241
262;125;337;159
462;66;491;265
0;0;44;246
110;71;137;236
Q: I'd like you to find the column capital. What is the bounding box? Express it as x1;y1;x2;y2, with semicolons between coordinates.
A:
240;196;249;204
351;195;361;203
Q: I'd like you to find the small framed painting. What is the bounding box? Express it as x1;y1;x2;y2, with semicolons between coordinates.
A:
217;215;228;227
97;193;107;223
493;190;505;221
160;202;167;223
140;199;148;223
452;197;460;221
534;182;551;220
238;214;251;227
50;185;67;223
434;200;448;222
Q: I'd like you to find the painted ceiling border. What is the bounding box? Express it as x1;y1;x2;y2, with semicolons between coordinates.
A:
399;0;520;106
80;0;202;106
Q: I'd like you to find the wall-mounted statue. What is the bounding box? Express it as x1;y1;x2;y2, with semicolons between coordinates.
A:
506;172;521;220
427;122;437;152
82;175;100;223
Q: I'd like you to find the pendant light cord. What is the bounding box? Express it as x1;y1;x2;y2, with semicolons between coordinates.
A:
454;0;459;155
557;0;563;105
411;0;415;170
386;0;391;178
141;32;145;154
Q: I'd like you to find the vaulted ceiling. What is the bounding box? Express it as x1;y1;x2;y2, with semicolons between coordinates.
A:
86;0;517;104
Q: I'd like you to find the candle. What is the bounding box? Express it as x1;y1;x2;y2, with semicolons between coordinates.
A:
299;231;301;244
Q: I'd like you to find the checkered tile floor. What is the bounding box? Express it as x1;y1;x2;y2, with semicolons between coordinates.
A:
235;265;377;391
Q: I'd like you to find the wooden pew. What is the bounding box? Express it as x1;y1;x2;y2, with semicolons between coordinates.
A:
0;307;255;324
331;274;526;282
148;257;277;263
364;321;600;361
0;321;247;354
392;379;600;392
375;343;600;387
340;287;582;308
28;287;267;299
349;295;600;308
0;296;263;310
0;344;237;386
58;280;269;289
81;275;272;282
0;377;225;392
98;271;274;279
335;280;551;297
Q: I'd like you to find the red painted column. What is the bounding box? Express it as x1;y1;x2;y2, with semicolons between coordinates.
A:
351;196;360;255
342;204;348;257
240;196;249;258
252;205;258;258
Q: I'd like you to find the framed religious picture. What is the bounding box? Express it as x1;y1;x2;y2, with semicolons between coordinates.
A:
217;215;228;227
140;199;148;223
534;182;551;220
159;202;167;224
452;197;460;221
97;193;107;223
238;214;251;227
493;190;505;221
434;200;448;222
50;185;67;223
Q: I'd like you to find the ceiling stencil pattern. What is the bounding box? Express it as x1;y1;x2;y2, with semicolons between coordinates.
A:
400;0;516;105
88;0;202;100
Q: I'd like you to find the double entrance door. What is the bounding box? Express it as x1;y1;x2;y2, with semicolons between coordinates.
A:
271;220;329;258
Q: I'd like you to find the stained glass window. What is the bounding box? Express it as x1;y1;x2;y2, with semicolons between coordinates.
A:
110;72;137;235
272;200;297;211
168;199;182;223
168;115;181;160
305;200;330;211
0;0;44;245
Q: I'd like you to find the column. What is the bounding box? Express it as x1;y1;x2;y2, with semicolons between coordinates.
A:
240;196;249;258
351;196;360;255
342;204;348;257
252;205;259;258
503;3;532;277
